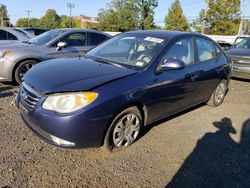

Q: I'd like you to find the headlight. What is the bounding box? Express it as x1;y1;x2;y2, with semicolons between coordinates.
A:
0;51;12;58
3;51;12;58
42;92;98;113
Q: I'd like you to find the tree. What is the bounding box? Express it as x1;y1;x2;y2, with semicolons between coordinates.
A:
16;18;39;27
60;15;69;28
136;0;158;30
0;4;10;27
39;9;60;29
165;0;189;31
192;0;241;35
97;0;139;32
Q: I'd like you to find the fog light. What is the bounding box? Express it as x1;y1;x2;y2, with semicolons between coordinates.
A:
50;135;75;146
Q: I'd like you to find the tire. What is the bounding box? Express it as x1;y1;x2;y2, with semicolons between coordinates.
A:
104;106;142;151
207;80;228;107
14;60;38;85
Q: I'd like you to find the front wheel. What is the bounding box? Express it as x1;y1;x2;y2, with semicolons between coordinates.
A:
207;80;228;107
104;107;142;151
14;60;37;84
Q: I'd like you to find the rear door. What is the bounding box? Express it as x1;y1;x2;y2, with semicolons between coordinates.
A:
192;37;228;101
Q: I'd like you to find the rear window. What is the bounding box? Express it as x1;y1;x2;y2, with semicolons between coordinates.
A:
196;38;216;62
0;30;7;40
88;33;108;46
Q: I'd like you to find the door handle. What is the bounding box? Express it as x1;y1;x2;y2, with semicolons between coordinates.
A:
185;71;200;81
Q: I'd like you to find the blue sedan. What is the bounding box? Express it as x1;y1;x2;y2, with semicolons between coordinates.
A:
16;30;231;151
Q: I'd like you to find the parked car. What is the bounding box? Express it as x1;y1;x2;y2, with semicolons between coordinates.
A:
16;30;231;151
227;37;250;79
0;28;110;84
13;28;35;38
0;27;31;43
23;27;49;36
217;40;233;50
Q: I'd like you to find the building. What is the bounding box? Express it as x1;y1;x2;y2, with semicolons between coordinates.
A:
73;15;98;29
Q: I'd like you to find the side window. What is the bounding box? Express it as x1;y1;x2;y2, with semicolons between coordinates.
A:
165;38;193;65
0;30;7;40
7;32;18;40
60;32;86;47
88;33;107;46
196;38;216;62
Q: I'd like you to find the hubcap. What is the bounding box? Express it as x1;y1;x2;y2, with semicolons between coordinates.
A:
113;113;141;148
19;63;34;79
215;83;226;103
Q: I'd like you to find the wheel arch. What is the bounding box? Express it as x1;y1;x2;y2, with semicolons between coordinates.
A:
12;58;41;82
101;101;148;146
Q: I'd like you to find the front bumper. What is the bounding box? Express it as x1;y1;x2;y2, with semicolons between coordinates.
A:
16;87;112;148
0;58;15;82
231;56;250;79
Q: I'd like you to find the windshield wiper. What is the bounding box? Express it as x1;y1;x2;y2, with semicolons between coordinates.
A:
86;55;126;69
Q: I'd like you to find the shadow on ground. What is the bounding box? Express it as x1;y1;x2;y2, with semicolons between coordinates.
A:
0;85;15;99
166;117;250;188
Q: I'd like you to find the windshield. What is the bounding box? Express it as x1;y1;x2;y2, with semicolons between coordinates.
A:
27;30;65;45
86;34;165;69
236;38;250;49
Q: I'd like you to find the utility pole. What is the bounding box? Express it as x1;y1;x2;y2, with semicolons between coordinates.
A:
238;0;248;35
67;3;75;28
25;10;32;27
202;0;209;34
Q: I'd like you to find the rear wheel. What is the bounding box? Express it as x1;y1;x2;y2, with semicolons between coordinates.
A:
104;107;142;151
207;80;228;107
14;60;37;84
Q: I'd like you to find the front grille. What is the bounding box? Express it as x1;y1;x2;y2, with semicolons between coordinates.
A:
20;83;41;109
231;56;250;67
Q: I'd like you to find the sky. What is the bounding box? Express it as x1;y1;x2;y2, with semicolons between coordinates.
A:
1;0;249;25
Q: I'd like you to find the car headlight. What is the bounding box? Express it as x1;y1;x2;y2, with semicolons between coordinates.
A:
0;51;12;58
42;92;98;113
3;51;12;58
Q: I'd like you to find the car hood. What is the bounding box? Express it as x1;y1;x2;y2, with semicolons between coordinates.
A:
227;48;250;57
0;41;36;51
23;57;137;94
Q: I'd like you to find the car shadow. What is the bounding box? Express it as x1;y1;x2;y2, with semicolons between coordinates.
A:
232;77;250;83
139;103;205;139
0;85;15;99
166;117;250;188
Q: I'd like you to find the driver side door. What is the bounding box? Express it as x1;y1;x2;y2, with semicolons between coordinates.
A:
47;32;88;58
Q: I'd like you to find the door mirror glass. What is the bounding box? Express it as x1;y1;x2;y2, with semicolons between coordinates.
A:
56;42;67;51
160;58;185;71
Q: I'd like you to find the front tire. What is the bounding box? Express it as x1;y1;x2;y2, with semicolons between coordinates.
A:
104;107;142;151
207;80;228;107
14;60;37;84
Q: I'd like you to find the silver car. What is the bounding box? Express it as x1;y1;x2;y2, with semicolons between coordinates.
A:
0;27;31;43
0;28;110;84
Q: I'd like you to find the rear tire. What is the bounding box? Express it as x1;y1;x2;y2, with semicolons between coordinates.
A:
14;60;37;85
104;107;142;151
207;80;228;107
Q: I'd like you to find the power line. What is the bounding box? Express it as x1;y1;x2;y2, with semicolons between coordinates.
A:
67;2;75;28
25;10;32;27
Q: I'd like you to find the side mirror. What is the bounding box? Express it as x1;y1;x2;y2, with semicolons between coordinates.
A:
56;42;67;51
158;58;185;72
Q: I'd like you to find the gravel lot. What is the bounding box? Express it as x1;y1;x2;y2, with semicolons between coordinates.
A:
0;79;250;187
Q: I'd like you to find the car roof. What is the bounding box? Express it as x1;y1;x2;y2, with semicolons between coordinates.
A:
52;28;111;37
125;30;207;40
0;27;30;41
